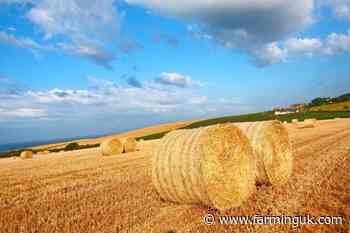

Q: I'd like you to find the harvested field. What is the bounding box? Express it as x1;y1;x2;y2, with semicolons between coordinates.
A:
0;119;350;233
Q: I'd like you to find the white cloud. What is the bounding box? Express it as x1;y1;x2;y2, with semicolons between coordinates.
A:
26;0;120;43
155;72;202;88
285;37;322;56
251;42;288;67
127;0;314;66
0;0;120;69
0;108;47;118
0;76;206;119
330;0;350;20
56;43;115;69
27;88;101;105
0;31;48;51
325;30;350;54
0;30;115;68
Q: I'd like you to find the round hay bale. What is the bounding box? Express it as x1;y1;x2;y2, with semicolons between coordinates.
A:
121;137;137;153
152;124;256;211
300;118;317;129
234;120;293;186
292;119;298;124
100;138;123;156
20;151;34;159
305;118;317;124
283;121;288;124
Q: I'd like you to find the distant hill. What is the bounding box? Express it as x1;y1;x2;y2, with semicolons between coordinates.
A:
309;100;350;112
308;92;350;111
138;111;350;140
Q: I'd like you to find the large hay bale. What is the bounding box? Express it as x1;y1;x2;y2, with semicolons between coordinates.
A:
100;138;123;156
234;120;293;186
121;137;137;153
152;124;256;211
20;151;33;159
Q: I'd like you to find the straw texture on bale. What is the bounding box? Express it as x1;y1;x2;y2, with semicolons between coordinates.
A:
234;120;293;186
100;138;123;156
121;137;137;153
20;151;33;159
152;124;256;211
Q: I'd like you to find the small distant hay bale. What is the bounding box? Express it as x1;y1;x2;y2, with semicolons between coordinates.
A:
100;138;123;156
305;118;317;124
20;151;34;159
121;137;137;153
299;118;317;129
152;124;256;211
234;120;293;186
283;121;288;124
292;119;299;124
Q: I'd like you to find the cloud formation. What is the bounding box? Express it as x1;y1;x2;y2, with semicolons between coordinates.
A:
285;38;323;56
0;108;47;118
330;0;350;20
0;74;210;121
0;31;47;51
57;42;115;69
0;0;121;69
0;30;116;68
325;30;350;54
155;72;200;88
127;0;314;66
251;42;288;67
26;0;120;42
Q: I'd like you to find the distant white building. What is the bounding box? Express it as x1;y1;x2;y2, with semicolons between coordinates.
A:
274;109;297;115
273;103;305;115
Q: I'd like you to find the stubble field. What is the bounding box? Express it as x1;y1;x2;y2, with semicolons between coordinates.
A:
0;119;349;233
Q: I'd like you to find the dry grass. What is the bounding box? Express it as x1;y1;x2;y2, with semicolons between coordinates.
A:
0;119;349;233
152;124;256;211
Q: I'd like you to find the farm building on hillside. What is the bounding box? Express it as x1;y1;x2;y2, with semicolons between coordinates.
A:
273;103;306;115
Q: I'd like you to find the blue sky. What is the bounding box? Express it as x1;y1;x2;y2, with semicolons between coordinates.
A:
0;0;350;145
